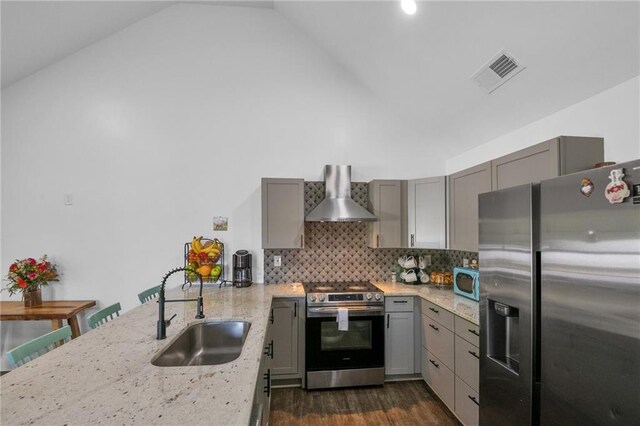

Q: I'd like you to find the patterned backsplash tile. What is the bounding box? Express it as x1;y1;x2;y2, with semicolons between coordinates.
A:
263;181;478;284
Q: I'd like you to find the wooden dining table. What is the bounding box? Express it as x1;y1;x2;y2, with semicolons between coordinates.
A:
0;300;96;339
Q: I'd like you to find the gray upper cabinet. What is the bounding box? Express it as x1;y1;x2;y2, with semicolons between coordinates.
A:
368;180;406;248
491;136;604;191
407;177;446;249
448;162;492;252
261;178;305;249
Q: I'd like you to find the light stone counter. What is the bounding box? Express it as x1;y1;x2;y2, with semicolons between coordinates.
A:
372;281;479;325
0;283;304;426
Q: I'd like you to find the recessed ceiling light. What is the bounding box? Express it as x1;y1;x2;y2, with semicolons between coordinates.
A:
401;0;417;15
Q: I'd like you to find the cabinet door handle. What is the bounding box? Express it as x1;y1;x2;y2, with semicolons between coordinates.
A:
468;350;479;359
263;369;271;397
376;234;380;248
300;234;304;248
269;308;274;324
387;314;390;329
411;234;415;247
468;328;479;336
293;302;297;318
429;307;439;314
393;300;408;304
264;340;274;359
429;323;439;331
429;359;439;368
468;395;479;406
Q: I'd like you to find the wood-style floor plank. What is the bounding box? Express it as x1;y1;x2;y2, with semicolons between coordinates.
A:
270;380;459;426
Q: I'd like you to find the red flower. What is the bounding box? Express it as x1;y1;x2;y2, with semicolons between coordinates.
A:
17;278;27;288
27;272;37;280
37;263;48;272
9;263;17;272
26;258;36;265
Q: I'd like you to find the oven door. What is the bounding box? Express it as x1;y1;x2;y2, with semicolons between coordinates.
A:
306;305;385;371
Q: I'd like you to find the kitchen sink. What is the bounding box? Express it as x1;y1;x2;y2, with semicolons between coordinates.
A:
151;320;251;367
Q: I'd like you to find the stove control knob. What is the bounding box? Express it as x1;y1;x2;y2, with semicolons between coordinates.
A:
374;293;382;301
366;293;372;300
319;295;326;302
310;295;316;302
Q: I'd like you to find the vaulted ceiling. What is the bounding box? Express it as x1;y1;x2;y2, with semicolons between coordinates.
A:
2;1;639;157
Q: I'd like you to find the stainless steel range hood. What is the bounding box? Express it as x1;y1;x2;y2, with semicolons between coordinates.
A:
305;165;377;222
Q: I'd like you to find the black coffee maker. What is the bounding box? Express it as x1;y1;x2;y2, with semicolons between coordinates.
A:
232;250;252;288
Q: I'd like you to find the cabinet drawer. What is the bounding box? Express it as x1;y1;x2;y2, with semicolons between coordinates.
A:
455;315;480;347
422;300;454;331
455;335;479;392
385;296;414;312
422;314;454;370
422;349;454;410
455;376;479;426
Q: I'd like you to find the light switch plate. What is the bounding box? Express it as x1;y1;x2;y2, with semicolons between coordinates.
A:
463;258;469;268
425;255;432;266
274;255;282;267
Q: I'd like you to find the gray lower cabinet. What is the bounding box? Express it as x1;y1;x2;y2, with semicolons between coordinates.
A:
368;180;405;248
385;296;415;375
261;178;305;249
250;321;272;425
491;136;603;191
407;177;446;249
448;162;492;252
421;299;480;425
270;298;303;378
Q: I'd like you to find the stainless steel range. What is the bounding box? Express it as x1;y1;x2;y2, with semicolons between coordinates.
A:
303;281;385;390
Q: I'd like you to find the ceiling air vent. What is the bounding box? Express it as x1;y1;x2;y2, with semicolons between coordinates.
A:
471;50;525;93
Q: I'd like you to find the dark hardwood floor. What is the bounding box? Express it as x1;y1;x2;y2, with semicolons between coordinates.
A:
270;380;459;425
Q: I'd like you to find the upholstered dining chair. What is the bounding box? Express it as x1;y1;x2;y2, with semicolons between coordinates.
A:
137;285;161;304
6;325;72;368
87;303;122;329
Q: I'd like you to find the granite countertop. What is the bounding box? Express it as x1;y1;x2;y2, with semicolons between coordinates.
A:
372;281;479;325
0;283;304;426
1;280;477;426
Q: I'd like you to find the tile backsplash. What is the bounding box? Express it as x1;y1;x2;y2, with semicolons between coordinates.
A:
263;181;477;284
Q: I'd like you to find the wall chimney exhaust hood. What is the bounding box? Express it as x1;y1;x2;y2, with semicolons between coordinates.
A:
305;165;377;222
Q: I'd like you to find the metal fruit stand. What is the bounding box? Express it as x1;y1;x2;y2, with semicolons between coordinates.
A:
183;238;228;287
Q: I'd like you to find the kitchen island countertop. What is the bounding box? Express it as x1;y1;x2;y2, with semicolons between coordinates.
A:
0;283;304;426
1;281;477;426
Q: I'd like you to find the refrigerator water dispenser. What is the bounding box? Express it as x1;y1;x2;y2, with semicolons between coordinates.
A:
487;300;520;374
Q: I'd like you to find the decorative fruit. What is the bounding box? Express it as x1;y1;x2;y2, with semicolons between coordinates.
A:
211;265;222;276
196;265;212;276
187;272;198;282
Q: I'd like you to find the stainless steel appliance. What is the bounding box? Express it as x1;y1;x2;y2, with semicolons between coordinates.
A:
232;250;252;288
305;165;377;222
453;267;480;301
479;159;640;425
304;281;385;389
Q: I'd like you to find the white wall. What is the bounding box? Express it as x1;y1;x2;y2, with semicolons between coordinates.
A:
0;4;444;368
446;76;640;174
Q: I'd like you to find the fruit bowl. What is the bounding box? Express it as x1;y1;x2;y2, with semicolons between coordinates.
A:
185;237;224;283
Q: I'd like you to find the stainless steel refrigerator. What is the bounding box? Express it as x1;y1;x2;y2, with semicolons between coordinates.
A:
478;159;640;425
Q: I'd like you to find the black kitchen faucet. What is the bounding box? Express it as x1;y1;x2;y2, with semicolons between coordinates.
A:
157;267;205;340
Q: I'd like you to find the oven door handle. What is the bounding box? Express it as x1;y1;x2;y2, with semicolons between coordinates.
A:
307;306;385;317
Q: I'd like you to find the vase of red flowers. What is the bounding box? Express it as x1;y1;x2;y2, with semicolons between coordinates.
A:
5;255;59;307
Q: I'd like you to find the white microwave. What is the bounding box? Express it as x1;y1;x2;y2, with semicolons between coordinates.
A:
453;267;480;301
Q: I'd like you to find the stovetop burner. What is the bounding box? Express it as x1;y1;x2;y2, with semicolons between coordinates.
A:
303;281;384;307
303;281;380;293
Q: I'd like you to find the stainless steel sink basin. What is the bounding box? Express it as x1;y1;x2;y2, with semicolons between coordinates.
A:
151;320;251;367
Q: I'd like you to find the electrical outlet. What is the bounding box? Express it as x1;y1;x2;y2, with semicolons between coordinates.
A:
463;258;469;268
64;193;73;205
425;255;432;266
274;255;282;267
